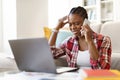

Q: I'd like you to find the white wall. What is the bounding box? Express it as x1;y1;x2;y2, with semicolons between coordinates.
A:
17;0;48;38
0;0;48;55
48;0;82;28
0;1;2;52
0;0;3;52
48;0;70;28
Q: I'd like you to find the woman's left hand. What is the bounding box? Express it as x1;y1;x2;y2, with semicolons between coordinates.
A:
81;24;93;43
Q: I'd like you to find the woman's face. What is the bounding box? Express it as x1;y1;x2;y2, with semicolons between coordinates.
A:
68;14;84;37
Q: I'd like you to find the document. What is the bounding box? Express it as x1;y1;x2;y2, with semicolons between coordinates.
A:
0;71;82;80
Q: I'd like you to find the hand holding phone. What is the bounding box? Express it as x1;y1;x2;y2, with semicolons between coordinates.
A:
80;18;90;37
83;18;90;26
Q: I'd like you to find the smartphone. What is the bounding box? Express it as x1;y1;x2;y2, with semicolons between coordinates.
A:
80;18;90;36
83;18;90;26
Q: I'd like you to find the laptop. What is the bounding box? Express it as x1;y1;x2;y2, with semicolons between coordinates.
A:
9;37;78;74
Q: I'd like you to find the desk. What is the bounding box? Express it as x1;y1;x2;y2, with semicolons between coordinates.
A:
0;70;82;80
1;69;120;80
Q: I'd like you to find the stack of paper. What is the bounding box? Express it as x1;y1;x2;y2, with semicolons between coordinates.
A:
0;71;82;80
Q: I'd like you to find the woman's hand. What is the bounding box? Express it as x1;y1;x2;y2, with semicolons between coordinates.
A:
81;24;93;43
49;16;68;46
56;16;68;30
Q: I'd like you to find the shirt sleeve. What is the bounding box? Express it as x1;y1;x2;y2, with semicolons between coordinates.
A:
91;36;112;69
50;37;70;59
50;46;66;59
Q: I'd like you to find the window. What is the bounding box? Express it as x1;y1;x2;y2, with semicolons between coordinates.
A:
0;0;16;56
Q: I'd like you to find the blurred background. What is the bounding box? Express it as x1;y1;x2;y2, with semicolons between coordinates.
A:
0;0;120;56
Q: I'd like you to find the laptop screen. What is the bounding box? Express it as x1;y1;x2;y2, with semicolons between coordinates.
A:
9;37;57;73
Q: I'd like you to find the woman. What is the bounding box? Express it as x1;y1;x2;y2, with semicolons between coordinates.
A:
49;6;112;69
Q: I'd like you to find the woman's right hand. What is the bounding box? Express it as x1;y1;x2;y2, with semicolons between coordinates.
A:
56;16;68;30
49;16;68;46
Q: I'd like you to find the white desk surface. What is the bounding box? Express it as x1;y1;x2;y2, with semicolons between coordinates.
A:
0;70;83;80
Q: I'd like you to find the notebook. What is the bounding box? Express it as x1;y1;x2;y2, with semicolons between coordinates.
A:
78;69;120;80
9;37;78;74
